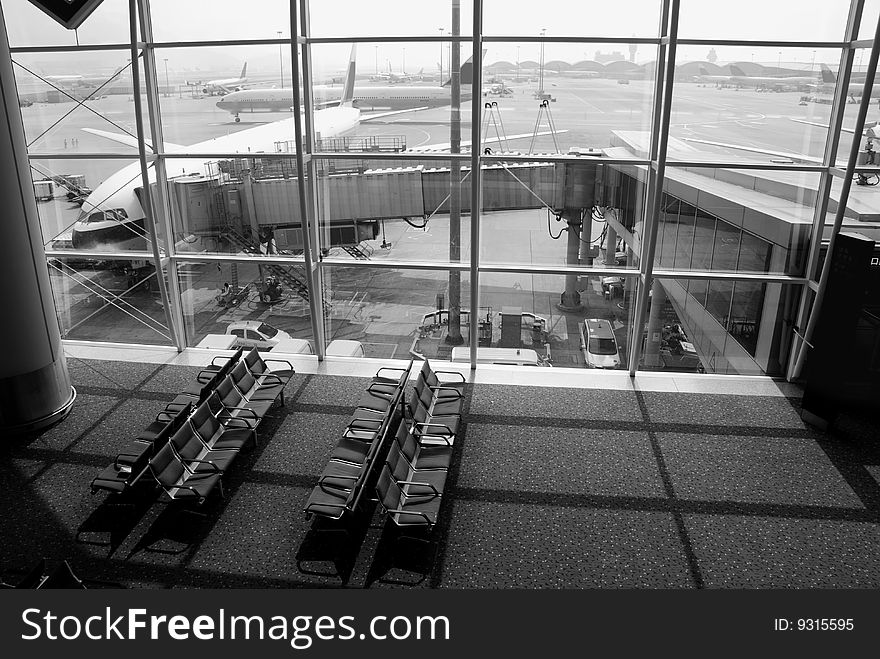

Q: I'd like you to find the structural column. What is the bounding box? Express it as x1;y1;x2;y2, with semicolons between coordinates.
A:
559;209;584;311
605;223;618;266
0;5;75;433
643;278;667;368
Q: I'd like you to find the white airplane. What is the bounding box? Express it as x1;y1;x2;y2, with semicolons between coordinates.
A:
815;64;880;101
727;64;820;90
41;61;131;88
192;62;248;96
71;47;559;250
215;55;477;121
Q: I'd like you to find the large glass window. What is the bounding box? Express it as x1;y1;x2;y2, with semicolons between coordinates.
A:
8;0;875;378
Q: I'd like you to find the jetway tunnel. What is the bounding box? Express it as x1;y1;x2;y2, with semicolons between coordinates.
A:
161;155;603;300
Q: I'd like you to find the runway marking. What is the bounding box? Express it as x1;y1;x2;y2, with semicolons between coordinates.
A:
566;92;606;114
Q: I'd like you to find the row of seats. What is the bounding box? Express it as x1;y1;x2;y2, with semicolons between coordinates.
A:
90;349;294;506
304;361;414;522
375;361;464;529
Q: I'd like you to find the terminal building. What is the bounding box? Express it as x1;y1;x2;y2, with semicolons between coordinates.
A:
0;0;879;589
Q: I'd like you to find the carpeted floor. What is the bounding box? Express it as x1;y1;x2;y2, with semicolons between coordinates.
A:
1;357;878;589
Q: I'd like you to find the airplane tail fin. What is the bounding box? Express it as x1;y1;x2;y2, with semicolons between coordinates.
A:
820;63;836;84
444;48;486;86
698;65;709;76
340;44;357;105
729;64;747;77
240;62;248;79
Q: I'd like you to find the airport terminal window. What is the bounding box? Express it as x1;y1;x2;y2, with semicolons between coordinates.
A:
673;201;697;270
7;0;877;377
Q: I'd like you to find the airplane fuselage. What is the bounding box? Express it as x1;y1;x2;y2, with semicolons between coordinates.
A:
215;84;473;117
71;106;361;250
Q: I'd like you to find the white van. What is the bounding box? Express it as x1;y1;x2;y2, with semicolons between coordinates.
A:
582;318;621;369
450;346;540;366
269;338;315;355
325;339;366;358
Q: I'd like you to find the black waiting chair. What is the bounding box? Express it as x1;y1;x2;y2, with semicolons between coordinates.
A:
148;443;222;505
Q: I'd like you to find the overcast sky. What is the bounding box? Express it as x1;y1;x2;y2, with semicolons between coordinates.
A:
2;0;876;75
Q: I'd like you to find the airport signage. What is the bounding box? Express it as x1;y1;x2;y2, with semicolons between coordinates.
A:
27;0;105;30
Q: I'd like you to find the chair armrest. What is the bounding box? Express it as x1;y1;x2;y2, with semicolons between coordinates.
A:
385;508;432;525
223;417;256;430
434;369;466;382
263;357;294;370
415;421;454;434
317;474;358;496
180;458;223;474
397;479;440;497
376;366;407;378
211;355;230;366
257;372;285;387
114;453;143;470
154;410;176;422
429;385;462;398
222;406;260;421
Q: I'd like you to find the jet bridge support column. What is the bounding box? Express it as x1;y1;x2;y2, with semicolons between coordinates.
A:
558;208;584;311
0;5;75;433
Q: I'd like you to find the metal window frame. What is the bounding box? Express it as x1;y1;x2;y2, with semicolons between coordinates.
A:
18;0;877;380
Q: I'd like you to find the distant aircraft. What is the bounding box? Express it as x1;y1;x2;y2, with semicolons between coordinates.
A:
816;64;880;100
369;67;423;84
40;61;131;88
727;64;821;90
695;64;820;90
190;62;248;96
216;54;477;121
71;47;553;250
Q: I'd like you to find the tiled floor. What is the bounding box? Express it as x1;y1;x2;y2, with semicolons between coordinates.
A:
1;345;877;589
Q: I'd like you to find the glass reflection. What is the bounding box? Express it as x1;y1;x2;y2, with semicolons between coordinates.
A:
323;266;471;361
47;256;172;345
645;278;798;376
176;259;315;351
479;272;636;369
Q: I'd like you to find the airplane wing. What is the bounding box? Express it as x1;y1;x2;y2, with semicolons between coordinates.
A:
790;117;855;134
681;137;823;164
82;128;184;152
361;107;431;121
407;129;568;153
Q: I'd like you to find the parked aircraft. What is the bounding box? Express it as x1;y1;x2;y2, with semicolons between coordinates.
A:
696;64;820;90
816;64;880;100
71;47;554;250
216;54;476;121
188;62;248;96
727;64;820;90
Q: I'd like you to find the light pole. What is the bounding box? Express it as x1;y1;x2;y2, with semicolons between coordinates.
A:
778;50;782;73
277;31;283;87
163;58;169;97
375;45;379;75
403;47;406;74
811;50;816;72
517;45;521;81
539;28;546;94
439;27;444;81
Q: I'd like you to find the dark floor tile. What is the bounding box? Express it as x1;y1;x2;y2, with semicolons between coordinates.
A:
30;394;121;450
68;358;161;390
659;433;863;508
685;514;880;588
458;424;665;498
71;398;166;456
640;391;808;429
296;375;373;407
440;500;694;588
254;412;350;476
468;384;639;421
